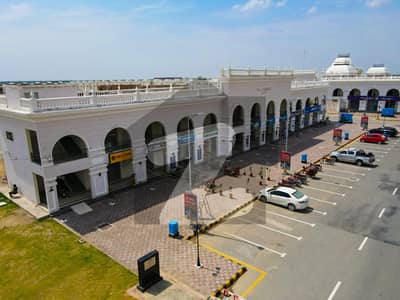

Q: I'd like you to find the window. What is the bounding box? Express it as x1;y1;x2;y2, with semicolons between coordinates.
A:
6;131;13;141
33;92;39;99
348;151;355;155
340;151;347;154
24;92;31;98
292;191;305;199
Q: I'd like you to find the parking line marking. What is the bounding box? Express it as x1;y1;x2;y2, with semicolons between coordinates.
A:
309;196;337;206
237;217;303;240
335;163;371;171
199;243;266;298
253;206;316;227
222;232;287;257
327;281;342;300
302;185;345;197
320;173;359;182
358;237;368;251
312;209;327;216
392;188;398;195
317;180;353;189
378;208;386;219
322;167;366;176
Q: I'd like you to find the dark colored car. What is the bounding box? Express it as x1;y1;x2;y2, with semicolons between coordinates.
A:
368;126;398;137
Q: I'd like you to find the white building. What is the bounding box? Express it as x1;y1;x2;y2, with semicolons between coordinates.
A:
322;54;400;113
0;69;327;213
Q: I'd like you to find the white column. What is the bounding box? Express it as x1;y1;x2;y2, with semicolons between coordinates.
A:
194;127;204;164
300;114;305;129
217;122;233;157
259;112;266;146
243;125;251;152
166;133;179;172
308;114;313;126
132;139;147;184
89;164;108;199
44;178;59;213
273;119;280;141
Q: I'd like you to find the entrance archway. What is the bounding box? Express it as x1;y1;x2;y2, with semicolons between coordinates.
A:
295;100;302;131
232;105;244;127
177;117;194;168
203;113;218;161
250;103;261;148
104;128;133;190
279;99;288;139
52;135;88;164
349;88;361;111
333;88;343;97
145;122;167;179
266;101;275;143
304;98;311;127
312;97;319;124
386;89;399;109
367;89;379;112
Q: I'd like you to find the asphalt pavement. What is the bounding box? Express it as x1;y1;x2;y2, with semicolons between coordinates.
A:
201;134;400;299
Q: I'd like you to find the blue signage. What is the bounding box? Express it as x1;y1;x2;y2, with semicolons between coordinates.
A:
279;115;288;121
348;96;400;101
178;134;195;145
251;120;261;128
305;105;321;113
266;117;275;124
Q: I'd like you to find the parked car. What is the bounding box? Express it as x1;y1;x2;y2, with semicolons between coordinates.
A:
360;133;387;144
330;147;375;166
368;126;398;137
258;186;309;211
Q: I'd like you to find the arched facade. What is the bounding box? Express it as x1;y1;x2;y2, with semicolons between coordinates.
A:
104;128;133;190
348;88;361;112
367;89;379;112
145;122;167;179
312;97;319;124
333;88;343;97
250;103;261;148
295;99;302;131
52;135;88;165
304;98;311;127
232;105;244;127
177;117;194;167
266;101;275;143
279;99;288;140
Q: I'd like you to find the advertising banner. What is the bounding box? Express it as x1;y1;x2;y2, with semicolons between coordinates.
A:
280;151;291;170
109;149;133;164
333;128;342;138
184;191;198;222
361;116;368;129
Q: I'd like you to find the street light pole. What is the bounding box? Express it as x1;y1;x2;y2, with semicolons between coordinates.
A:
187;113;203;269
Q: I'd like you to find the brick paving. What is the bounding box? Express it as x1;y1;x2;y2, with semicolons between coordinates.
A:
57;116;383;296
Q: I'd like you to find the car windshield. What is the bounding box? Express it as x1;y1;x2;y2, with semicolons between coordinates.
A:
292;191;304;199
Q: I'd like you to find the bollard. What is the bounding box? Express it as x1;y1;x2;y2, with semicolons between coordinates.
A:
219;190;223;196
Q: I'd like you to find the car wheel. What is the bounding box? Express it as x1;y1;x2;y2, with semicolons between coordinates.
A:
332;156;338;162
356;160;363;166
378;141;382;144
288;204;295;211
260;195;267;203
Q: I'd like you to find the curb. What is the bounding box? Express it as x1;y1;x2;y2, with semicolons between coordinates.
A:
184;197;257;240
295;131;364;174
210;266;247;298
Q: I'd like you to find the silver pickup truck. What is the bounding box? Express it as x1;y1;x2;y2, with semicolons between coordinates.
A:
330;147;375;166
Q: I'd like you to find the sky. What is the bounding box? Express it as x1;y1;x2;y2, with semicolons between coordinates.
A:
0;0;399;80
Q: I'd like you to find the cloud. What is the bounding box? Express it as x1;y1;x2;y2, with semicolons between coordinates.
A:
365;0;390;8
276;0;287;7
233;0;273;12
307;6;318;14
0;2;33;21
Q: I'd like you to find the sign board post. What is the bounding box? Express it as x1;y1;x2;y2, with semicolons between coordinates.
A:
137;250;163;292
280;151;291;172
333;128;342;145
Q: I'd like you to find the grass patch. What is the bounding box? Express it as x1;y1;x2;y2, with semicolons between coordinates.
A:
0;217;137;299
0;192;18;218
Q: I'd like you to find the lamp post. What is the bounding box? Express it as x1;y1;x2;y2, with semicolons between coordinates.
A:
186;112;203;269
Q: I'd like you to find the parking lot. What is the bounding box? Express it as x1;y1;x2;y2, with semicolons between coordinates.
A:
201;134;400;299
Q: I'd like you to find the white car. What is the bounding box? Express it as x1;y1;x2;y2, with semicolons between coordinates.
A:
258;186;309;211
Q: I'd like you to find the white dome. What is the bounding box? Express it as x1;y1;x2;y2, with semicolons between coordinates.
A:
325;55;362;77
366;64;390;76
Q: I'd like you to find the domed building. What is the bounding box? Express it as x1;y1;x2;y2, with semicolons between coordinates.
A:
324;54;362;78
366;64;390;77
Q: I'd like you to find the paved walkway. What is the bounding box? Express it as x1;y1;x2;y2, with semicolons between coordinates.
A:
57;116;383;297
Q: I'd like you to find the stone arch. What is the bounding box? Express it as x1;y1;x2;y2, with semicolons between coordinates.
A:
232;105;244;127
52;135;88;164
333;88;343;97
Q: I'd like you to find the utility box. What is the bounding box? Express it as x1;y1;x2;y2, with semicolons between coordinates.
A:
137;250;163;292
381;108;395;117
339;113;353;123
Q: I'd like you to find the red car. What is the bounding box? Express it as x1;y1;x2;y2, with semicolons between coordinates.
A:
360;133;387;144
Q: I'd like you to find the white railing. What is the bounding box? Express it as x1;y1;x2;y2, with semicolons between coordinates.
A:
6;87;222;113
291;80;328;89
321;75;400;81
222;67;294;78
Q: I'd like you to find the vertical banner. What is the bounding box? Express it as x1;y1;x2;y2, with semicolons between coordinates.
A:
184;191;198;222
361;116;368;130
333;128;343;144
280;151;291;170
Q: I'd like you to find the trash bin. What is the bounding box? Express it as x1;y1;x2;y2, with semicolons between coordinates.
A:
168;220;179;237
344;132;349;140
301;153;308;163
